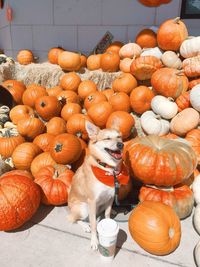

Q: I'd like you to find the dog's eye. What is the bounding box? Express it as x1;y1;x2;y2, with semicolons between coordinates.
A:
105;137;111;140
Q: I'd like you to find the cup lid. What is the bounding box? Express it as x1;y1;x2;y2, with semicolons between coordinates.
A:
97;218;119;237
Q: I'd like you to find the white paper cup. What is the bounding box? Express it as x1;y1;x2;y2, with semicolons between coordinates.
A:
97;218;119;261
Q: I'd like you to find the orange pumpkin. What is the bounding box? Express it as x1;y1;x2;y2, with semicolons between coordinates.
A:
130;86;155;114
109;92;131;112
12;142;41;170
78;80;97;99
189;78;200;89
17;49;34;65
84;91;107;110
130;55;162;80
124;135;197;186
100;51;120;72
66;114;92;140
151;68;189;99
135;28;157;48
157;17;188;51
0;174;41;231
60;72;81;92
17;117;45;140
112;73;138;94
175;91;190;112
48;47;65;64
128;201;181;256
9;105;35;125
185;129;200;164
71;138;88;171
33;133;55;152
57;90;80;105
22;84;47;108
87;101;113;128
34;165;74;205
80;54;87;68
50;133;82;164
30;152;56;177
35;95;62;121
86;54;102;70
2;80;26;104
102;88;115;100
139;185;194;219
58;51;81;71
106;111;135;140
61;102;82;122
46;117;66;135
1;169;33;180
138;0;172;7
119;58;133;73
46;85;63;97
105;41;124;54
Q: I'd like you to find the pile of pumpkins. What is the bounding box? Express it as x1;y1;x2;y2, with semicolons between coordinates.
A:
0;16;200;262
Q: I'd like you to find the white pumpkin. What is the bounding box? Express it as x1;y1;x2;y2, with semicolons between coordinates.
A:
140;110;170;136
141;47;163;59
190;84;200;111
192;174;200;205
194;204;200;236
161;51;182;69
151;95;178;119
195;239;200;267
119;43;142;59
180;36;200;59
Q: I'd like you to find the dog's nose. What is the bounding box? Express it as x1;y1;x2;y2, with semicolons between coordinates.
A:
117;142;124;150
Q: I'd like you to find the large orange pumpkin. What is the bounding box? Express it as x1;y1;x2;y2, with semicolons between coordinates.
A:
9;105;35;125
100;51;120;72
2;80;26;104
135;28;157;48
61;102;82;122
17;117;45;140
22;84;47;108
34;165;74;205
128;201;181;256
124;135;197;186
58;51;81;71
0;174;41;231
33;133;55;152
30;152;56;177
139;185;194;219
151;68;189;99
157;17;188;51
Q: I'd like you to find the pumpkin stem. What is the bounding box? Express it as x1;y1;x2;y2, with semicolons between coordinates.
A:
146;184;174;192
53;170;59;179
176;70;184;76
76;132;82;138
40;101;46;108
167;97;175;102
58;96;66;106
54;143;63;152
155;114;162;120
173;17;180;24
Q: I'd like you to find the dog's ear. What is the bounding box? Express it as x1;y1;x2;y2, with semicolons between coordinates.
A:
85;121;100;140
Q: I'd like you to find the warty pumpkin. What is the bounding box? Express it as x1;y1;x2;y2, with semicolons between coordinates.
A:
128;201;181;256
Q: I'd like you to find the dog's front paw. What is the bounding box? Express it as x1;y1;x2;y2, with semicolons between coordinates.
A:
91;235;99;250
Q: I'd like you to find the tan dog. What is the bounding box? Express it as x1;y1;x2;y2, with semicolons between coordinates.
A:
67;121;129;250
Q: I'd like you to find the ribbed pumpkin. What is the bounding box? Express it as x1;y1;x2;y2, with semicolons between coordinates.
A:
46;117;66;135
188;78;200;90
17;117;45;140
0;174;41;231
1;169;33;180
84;91;107;110
78;80;97;99
66;114;93;140
135;28;157;48
185;129;200;164
119;43;142;59
2;80;26;104
9;105;35;125
33;133;55;152
106;41;124;54
112;73;138;94
60;72;81;92
22;84;47;108
58;51;81;71
100;51;120;72
48;47;65;64
106;111;135;140
119;58;133;73
35;95;62;121
12;142;41;170
102;88;115;100
87;101;113;128
0;128;25;158
31;152;56;177
130;85;155;114
61;102;82;122
17;49;34;65
175;91;190;112
34;165;74;205
151;68;189;99
57;90;80;105
128;201;181;256
50;133;82;164
124;135;197;186
108;92;131;112
130;55;162;80
46;86;63;97
86;54;102;70
139;185;194;219
157;17;188;51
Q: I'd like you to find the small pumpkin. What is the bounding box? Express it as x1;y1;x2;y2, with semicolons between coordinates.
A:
119;43;142;59
50;133;82;164
9;105;35;125
46;117;66;135
102;88;114;101
33;133;55;152
84;91;107;110
78;80;97;99
48;47;65;64
180;36;200;58
106;41;124;54
57;90;80;105
128;201;181;256
61;102;82;122
80;54;87;68
151;95;178;119
141;47;163;59
0;174;41;231
170;108;199;136
185;129;200;164
157;17;188;51
189;78;200;90
2;80;26;104
135;28;157;48
100;51;120;72
58;51;81;71
108;92;131;112
106;111;135;140
86;54;102;70
161;51;182;69
17;49;34;65
175;91;191;112
34;165;74;205
112;73;138;94
119;58;133;73
30;152;56;177
22;84;47;108
46;86;63;97
182;55;200;78
130;55;162;80
59;72;81;92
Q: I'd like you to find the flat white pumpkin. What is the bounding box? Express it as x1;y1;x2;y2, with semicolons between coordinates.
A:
192;174;200;205
195;239;200;267
151;95;178;119
190;84;200;111
140;110;170;136
141;47;163;59
161;51;182;69
119;43;142;59
180;36;200;59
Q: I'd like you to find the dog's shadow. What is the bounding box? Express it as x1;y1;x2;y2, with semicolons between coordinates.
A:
115;229;128;257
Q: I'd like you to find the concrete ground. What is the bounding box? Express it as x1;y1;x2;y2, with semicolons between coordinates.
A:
0;203;199;267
